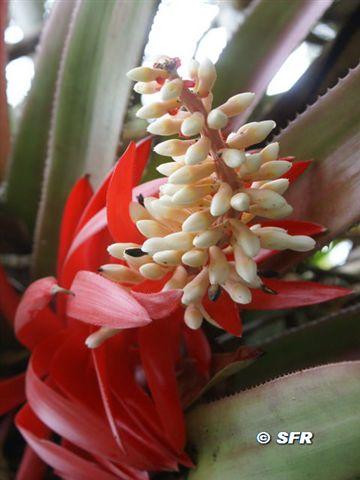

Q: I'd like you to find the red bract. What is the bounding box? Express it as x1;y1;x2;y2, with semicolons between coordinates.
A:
0;140;351;479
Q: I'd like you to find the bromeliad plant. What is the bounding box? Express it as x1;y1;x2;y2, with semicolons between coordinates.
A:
1;1;360;479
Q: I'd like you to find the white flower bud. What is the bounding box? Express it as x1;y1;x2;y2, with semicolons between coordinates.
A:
163;266;188;291
142;237;168;255
161;78;183;100
221;148;246;168
218;92;255;117
233;244;258;284
129;202;151;222
171;184;217;205
168;162;214;185
147;116;183;136
147;199;189;223
134;81;160;94
137;99;179;119
164;232;195;250
209;246;230;285
139;263;169;280
182;210;213;233
181;112;205;136
249;203;293;219
107;243;139;260
188;59;199;81
182;249;208;267
230;219;260;257
227;120;276;149
197;58;217;97
288;235;316;252
193;229;223;248
127;66;169;82
185;136;211;165
136;219;171;238
243;153;262;173
260;178;289;195
201;92;213;112
182;268;209;305
230;192;250;211
153;250;183;266
252;160;292;180
159;183;183;196
184;304;203;330
154;139;194;157
99;264;143;284
210;182;232;216
86;327;119;349
222;280;251;304
156;162;182;176
207;109;228;129
261;142;279;162
246;188;286;210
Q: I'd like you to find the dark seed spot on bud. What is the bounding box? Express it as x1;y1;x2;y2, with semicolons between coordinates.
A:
258;270;279;278
125;248;147;258
261;284;278;295
208;285;221;302
137;194;145;206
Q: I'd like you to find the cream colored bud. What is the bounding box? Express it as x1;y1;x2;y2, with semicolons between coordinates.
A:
202;92;213;112
207;109;228;129
139;263;169;280
185;136;211;165
221;148;246;168
243;153;262;173
230;192;250;211
129;202;151;222
188;59;199;81
156;162;182;176
249;203;293;219
148;198;189;223
161;78;183;100
182;249;208;267
107;243;139;260
153;249;183;266
233;244;258;284
210;182;232;216
261;142;279;162
184;304;203;330
193;229;223;248
227;120;276;149
124;251;152;269
197;58;217;97
288;235;316;251
134;81;160;94
171;184;217;205
168;162;214;185
137;99;179;119
136;219;171;238
181;112;205;136
253;160;292;180
147;116;183;136
99;264;143;284
159;183;183;196
86;327;119;349
222;280;251;304
182;268;209;305
260;178;289;195
182;210;213;233
246;188;286;210
163;266;188;291
229;219;260;257
142;237;168;255
218;92;255;117
154;139;194;157
209;246;230;285
164;231;195;251
127;66;169;82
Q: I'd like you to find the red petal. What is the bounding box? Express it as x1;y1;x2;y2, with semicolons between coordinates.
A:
182;326;211;377
15;277;63;349
133;136;152;185
132;290;182;319
0;265;19;325
138;319;185;453
282;160;311;182
107;143;143;243
17;445;47;480
57;176;93;277
203;290;243;336
245;279;351;310
256;220;325;236
0;373;25;415
67;271;151;328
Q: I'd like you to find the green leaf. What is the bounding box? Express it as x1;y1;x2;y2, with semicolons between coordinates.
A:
214;0;332;128
31;0;157;278
266;64;360;272
187;361;360;480
0;0;10;182
4;0;76;233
